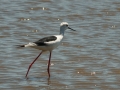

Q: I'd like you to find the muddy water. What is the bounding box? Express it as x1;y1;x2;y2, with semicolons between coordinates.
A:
0;0;120;90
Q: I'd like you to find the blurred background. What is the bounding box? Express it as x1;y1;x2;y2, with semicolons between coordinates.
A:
0;0;120;90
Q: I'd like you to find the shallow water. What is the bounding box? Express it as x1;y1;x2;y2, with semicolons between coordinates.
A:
0;0;120;90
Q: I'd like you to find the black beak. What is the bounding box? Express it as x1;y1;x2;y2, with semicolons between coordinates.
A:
68;27;76;31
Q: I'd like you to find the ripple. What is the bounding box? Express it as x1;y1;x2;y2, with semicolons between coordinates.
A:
0;0;120;89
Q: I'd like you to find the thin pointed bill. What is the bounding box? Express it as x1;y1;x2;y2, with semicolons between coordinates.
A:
68;27;76;31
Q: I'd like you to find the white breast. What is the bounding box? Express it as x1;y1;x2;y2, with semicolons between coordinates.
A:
44;35;63;50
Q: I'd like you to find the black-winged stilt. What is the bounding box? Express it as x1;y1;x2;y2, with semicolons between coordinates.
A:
19;22;76;78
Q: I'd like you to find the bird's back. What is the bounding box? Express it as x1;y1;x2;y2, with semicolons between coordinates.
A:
20;35;63;51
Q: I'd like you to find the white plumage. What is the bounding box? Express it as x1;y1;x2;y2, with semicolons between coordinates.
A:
19;22;76;78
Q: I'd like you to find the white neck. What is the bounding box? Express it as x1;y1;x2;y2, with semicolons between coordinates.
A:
59;26;66;36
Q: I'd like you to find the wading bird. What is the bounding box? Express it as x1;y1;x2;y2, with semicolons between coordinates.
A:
19;22;76;78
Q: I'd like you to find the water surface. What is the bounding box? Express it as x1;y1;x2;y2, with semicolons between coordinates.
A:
0;0;120;90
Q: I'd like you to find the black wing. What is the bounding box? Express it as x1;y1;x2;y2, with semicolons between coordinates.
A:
34;36;57;46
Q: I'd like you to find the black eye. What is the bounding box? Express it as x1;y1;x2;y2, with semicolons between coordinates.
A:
66;24;68;26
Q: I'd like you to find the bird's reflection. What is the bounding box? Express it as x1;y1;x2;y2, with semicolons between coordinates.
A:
47;77;51;85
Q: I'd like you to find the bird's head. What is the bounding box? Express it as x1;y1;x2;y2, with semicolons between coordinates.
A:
60;22;76;31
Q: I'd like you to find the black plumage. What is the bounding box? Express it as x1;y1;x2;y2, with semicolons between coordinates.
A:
34;36;57;46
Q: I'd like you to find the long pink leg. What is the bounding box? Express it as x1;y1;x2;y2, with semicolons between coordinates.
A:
47;51;52;78
25;51;43;78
